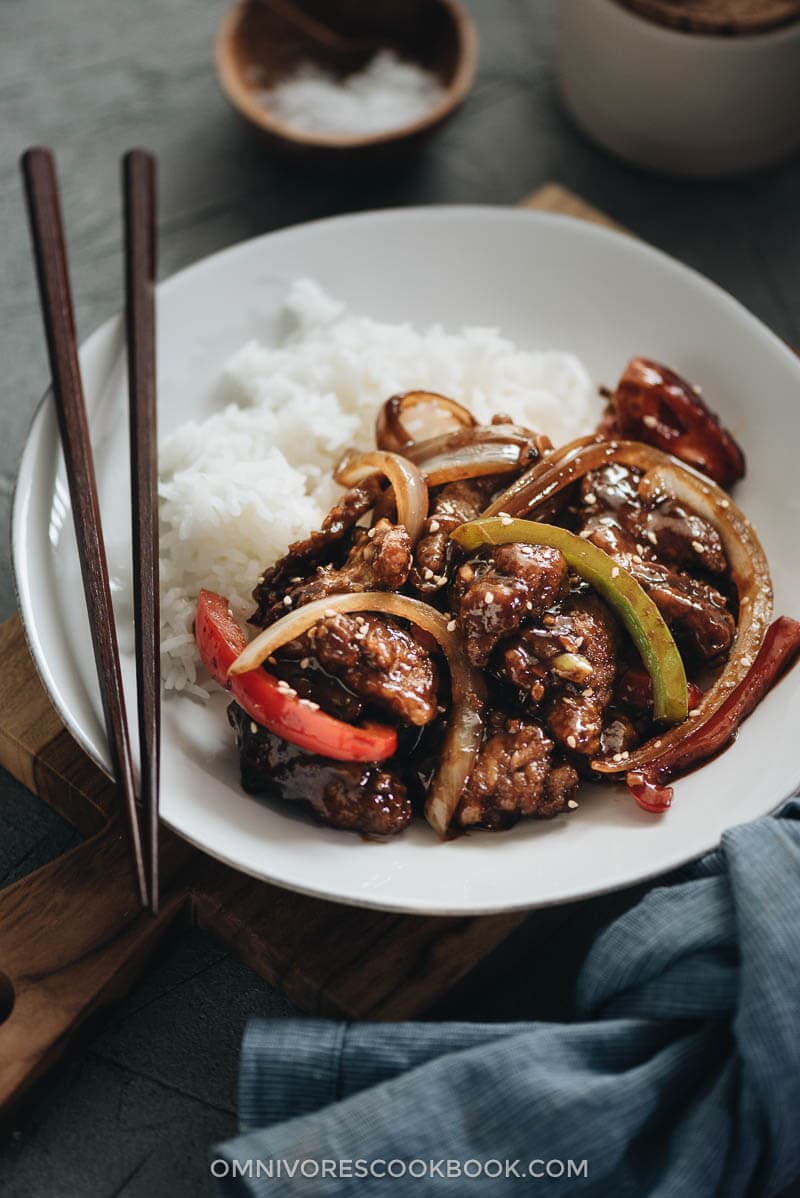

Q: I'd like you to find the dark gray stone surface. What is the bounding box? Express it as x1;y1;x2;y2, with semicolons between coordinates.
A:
1;1;798;1194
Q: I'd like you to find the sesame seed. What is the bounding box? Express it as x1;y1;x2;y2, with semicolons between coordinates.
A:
437;705;446;714
694;384;703;395
632;554;643;564
654;739;663;749
636;543;644;555
566;734;577;749
584;493;597;505
428;519;440;533
423;567;434;580
447;619;457;632
740;596;749;605
323;608;338;618
433;574;448;586
621;750;630;760
299;657;310;669
283;595;293;607
249;721;258;734
484;591;495;604
573;635;584;648
580;529;592;539
256;575;265;584
643;414;657;428
567;799;579;810
459;565;474;582
267;655;277;666
299;699;320;711
367;527;376;538
719;498;729;509
612;752;623;762
500;515;513;526
497;511;511;519
526;601;534;611
646;530;658;544
689;706;700;715
290;576;303;583
691;541;705;554
611;566;620;578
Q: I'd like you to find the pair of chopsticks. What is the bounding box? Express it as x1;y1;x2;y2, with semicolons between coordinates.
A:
22;148;161;914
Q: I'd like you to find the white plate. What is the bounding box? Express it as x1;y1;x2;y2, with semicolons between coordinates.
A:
13;207;800;915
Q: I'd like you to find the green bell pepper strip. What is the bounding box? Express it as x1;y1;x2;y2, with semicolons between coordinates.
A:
451;517;688;725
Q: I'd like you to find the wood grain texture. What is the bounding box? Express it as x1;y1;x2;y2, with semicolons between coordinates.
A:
520;183;624;229
0;819;191;1120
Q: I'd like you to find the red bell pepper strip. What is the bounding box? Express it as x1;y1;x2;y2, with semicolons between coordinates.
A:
607;358;746;488
195;589;397;763
627;616;800;812
195;589;246;688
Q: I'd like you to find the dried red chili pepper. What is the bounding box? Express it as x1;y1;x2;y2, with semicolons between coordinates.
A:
608;358;746;488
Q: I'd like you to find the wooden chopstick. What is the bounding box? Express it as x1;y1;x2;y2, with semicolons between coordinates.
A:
21;147;149;909
123;150;161;914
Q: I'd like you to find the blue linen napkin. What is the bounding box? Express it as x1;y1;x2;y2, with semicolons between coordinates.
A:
212;801;800;1196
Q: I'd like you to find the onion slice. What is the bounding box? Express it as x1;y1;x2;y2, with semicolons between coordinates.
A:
406;423;544;464
377;391;476;454
334;450;428;546
403;423;547;485
482;435;610;518
422;441;527;485
229;592;486;839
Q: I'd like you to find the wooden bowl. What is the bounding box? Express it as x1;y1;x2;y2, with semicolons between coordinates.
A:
215;0;478;157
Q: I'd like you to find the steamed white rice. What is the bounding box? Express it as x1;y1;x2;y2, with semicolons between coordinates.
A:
159;280;600;694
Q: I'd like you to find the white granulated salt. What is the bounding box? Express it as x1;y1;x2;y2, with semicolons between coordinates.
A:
259;50;446;137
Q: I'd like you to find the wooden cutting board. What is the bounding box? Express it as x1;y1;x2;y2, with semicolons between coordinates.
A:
0;184;623;1118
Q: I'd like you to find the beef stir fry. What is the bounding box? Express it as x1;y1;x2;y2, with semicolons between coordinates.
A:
197;359;800;837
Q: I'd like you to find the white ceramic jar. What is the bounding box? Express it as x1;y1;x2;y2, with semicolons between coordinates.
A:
558;0;800;177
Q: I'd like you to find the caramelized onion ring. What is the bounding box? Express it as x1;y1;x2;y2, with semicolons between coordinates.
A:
406;424;543;464
482;435;609;517
404;423;548;485
229;593;486;838
422;441;527;485
377;391;476;453
334;450;428;546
